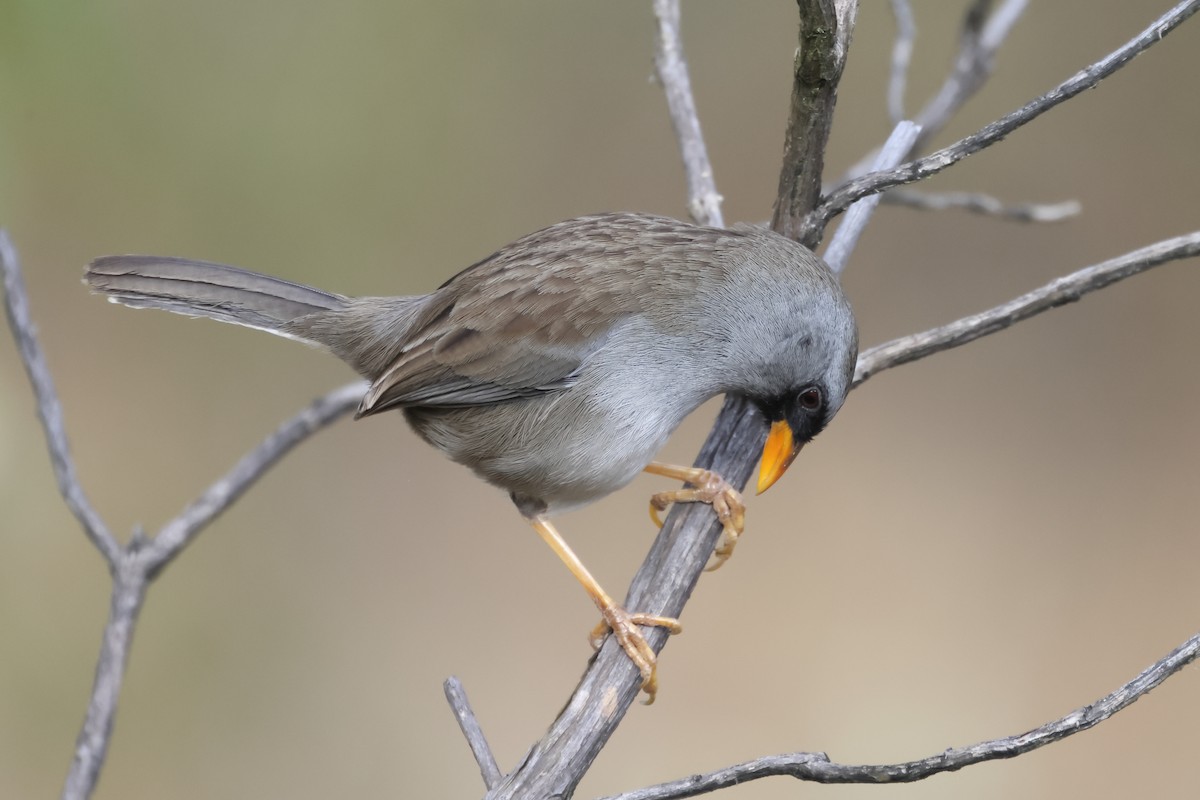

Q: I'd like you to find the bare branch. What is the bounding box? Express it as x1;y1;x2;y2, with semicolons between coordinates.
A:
140;382;363;576
443;677;502;790
771;0;859;246
808;0;1200;242
886;0;916;124
823;120;921;273
0;231;121;565
854;232;1200;387
884;188;1081;222
600;631;1200;800
653;0;723;228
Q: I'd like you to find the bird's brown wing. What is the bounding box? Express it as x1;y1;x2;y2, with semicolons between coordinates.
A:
356;212;743;417
357;231;643;416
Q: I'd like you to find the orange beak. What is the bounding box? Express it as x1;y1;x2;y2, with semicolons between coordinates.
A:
757;419;802;495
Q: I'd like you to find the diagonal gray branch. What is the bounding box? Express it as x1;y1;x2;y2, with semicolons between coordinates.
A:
805;0;1200;243
853;232;1200;387
599;631;1200;799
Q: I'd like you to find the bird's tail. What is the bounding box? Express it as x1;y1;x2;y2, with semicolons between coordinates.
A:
85;255;348;342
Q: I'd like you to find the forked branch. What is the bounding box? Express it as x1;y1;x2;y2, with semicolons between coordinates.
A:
0;230;362;800
807;0;1200;243
653;0;723;228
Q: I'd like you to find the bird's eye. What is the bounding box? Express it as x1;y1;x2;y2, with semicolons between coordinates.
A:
798;388;821;412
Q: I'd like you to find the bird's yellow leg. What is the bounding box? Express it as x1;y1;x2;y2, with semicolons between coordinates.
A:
644;461;746;571
528;515;681;704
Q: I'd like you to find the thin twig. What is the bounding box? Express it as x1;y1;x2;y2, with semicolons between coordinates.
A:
823;121;921;273
653;0;723;228
847;0;1029;180
443;677;502;790
141;382;364;577
909;0;1029;156
599;631;1200;799
1;231;121;565
884;188;1081;222
886;0;916;124
806;0;1200;243
853;231;1200;387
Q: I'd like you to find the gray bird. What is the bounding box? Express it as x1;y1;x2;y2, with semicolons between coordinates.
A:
85;212;857;701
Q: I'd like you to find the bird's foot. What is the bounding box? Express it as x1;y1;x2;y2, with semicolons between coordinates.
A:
647;464;745;571
589;603;681;704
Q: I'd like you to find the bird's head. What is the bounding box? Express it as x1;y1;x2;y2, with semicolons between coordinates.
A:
751;284;857;495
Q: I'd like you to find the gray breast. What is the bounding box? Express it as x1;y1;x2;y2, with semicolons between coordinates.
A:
403;316;725;515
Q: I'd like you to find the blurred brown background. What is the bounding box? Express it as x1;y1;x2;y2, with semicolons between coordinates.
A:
2;2;1198;798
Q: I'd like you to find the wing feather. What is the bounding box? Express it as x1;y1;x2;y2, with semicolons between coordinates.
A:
356;213;741;416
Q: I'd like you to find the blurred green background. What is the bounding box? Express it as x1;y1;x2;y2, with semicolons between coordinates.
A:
2;2;1198;798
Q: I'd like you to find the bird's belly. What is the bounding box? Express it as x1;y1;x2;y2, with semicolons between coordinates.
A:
402;319;725;516
404;383;701;516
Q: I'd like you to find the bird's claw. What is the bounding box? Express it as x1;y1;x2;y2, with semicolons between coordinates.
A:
648;469;745;570
589;605;681;704
649;499;667;530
